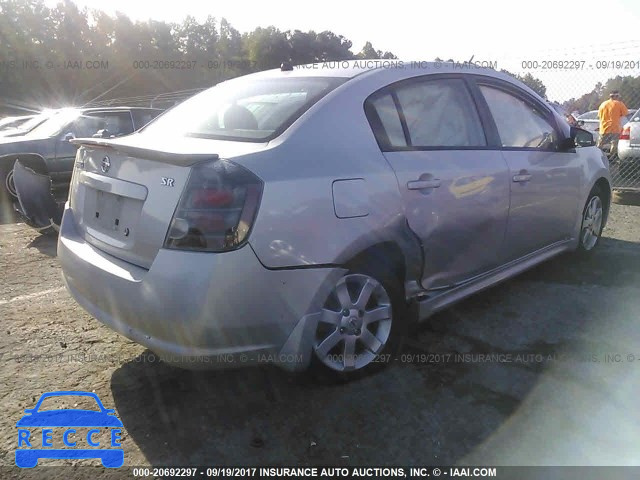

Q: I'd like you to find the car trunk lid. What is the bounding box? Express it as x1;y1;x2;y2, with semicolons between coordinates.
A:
68;135;266;268
628;122;640;146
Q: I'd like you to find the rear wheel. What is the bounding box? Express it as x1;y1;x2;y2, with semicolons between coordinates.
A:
310;263;407;382
577;186;605;253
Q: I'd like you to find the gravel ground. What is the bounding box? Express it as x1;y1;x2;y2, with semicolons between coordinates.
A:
1;204;639;478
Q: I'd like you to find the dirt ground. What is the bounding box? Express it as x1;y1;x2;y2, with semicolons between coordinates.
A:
1;204;640;478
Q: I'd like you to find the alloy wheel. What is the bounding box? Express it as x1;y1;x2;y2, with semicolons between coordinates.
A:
581;195;603;251
313;273;393;372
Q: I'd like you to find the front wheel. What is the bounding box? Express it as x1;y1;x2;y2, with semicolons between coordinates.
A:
310;264;407;382
0;161;16;205
577;187;605;253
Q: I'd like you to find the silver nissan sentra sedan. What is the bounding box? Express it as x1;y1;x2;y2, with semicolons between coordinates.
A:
58;61;610;380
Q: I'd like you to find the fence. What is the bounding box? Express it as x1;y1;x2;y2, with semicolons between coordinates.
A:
488;41;640;204
83;88;206;110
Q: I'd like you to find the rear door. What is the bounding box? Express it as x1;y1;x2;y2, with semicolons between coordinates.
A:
473;80;582;261
366;75;510;290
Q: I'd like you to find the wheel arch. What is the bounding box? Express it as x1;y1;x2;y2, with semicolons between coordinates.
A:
336;224;423;304
344;241;408;284
593;176;611;225
0;153;49;175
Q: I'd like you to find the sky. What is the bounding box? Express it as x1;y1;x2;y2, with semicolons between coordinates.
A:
43;0;640;101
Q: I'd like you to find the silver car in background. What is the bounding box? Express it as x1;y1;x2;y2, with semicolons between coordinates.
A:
577;108;636;148
618;110;640;161
58;61;611;381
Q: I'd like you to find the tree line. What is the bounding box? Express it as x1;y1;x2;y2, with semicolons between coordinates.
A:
1;0;636;117
562;75;640;113
0;0;396;114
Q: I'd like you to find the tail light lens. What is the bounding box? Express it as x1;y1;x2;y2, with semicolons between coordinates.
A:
164;160;263;252
620;126;630;140
69;147;89;209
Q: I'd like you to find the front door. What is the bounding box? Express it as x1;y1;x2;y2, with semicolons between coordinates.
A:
476;83;582;261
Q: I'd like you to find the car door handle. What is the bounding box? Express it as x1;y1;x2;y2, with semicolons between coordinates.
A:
512;174;532;183
407;179;441;190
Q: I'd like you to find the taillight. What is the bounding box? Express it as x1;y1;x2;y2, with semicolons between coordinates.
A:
620;126;630;140
164;160;263;252
68;147;87;208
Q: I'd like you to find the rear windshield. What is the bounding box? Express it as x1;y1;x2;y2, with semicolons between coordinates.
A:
141;77;346;142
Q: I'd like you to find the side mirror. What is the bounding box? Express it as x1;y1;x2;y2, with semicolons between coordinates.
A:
570;126;595;148
62;132;75;142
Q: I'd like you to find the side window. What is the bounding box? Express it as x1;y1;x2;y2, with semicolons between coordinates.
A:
367;93;407;148
71;112;135;138
70;116;103;138
100;112;135;136
394;79;486;147
479;85;557;149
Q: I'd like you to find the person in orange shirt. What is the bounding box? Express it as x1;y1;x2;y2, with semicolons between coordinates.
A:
597;90;629;157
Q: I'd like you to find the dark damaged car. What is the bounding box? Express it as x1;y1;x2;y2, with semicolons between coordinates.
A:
0;107;162;230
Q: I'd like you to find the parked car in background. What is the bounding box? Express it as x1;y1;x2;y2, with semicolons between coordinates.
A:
0;114;36;132
0;107;162;204
2;106;163;230
577;108;637;151
58;61;610;381
618;109;640;161
0;110;59;138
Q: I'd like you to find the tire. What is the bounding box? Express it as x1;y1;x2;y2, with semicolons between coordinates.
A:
310;261;407;382
0;160;16;205
576;186;605;254
0;160;18;223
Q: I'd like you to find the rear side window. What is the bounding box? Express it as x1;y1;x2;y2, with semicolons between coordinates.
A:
479;85;557;149
367;94;407;147
366;78;486;149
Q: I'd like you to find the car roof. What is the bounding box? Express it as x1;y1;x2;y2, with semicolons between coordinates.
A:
0;114;35;121
79;107;163;113
231;59;505;80
212;60;537;100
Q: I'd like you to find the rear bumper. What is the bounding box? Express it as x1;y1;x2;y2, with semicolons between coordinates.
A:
617;141;640;160
58;205;345;371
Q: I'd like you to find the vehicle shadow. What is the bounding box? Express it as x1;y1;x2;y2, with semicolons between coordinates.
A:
110;348;492;466
515;236;640;287
110;236;640;466
27;231;58;257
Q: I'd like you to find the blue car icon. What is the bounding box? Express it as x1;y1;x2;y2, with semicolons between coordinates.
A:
16;391;124;468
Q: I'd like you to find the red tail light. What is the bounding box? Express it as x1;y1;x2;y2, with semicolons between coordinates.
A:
164;160;263;252
191;189;234;208
620;126;630;140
